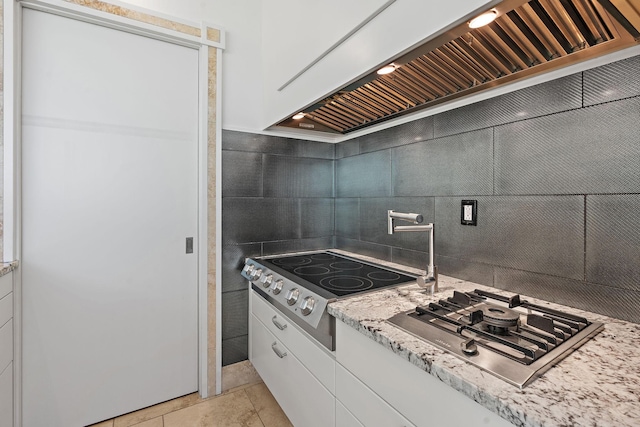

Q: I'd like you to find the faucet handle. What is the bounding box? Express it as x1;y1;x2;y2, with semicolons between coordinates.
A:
417;266;438;296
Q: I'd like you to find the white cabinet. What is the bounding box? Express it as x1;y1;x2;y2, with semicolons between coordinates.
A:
249;291;335;427
335;321;513;427
336;363;414;427
0;271;14;427
335;400;363;427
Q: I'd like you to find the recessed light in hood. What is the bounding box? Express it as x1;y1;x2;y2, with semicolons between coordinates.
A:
275;0;640;135
469;10;499;28
377;63;398;75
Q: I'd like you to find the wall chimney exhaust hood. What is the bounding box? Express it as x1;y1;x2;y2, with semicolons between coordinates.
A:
275;0;640;134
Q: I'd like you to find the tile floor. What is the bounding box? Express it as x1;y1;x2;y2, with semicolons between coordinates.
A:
88;382;293;427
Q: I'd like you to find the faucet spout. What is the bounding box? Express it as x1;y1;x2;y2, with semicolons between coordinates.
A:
387;210;438;295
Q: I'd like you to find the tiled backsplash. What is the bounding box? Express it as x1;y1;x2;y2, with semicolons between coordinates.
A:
222;54;640;364
221;131;335;365
336;54;640;324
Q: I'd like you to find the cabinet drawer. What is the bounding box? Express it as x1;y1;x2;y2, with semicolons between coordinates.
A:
336;322;513;427
251;290;335;392
250;314;334;427
0;362;13;427
0;292;12;331
336;363;414;427
0;273;11;300
0;319;12;374
336;400;363;427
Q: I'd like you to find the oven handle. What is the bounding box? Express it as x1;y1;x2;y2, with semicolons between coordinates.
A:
271;342;287;358
271;315;288;330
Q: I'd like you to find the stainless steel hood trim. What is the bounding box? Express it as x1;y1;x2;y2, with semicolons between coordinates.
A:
276;0;640;134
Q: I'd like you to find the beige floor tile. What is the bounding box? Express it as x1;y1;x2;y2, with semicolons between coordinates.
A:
131;417;163;427
245;383;293;427
88;420;114;427
114;393;203;427
164;389;263;427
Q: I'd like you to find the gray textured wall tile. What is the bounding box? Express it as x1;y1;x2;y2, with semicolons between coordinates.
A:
584;55;640;106
263;156;334;198
495;97;640;195
435;255;494;287
433;75;582;137
335;237;392;261
222;290;249;340
222;335;248;366
222;243;261;293
392;247;429;272
336;198;359;239
300;140;335;159
435;196;584;280
262;237;334;256
494;268;640;324
586;195;640;291
222;198;299;244
336;139;360;159
360;197;435;252
336;150;392;197
393;128;494;197
222;151;263;197
358;116;434;154
300;198;334;238
222;130;297;156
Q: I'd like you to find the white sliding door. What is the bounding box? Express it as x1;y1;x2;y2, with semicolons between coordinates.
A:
21;9;199;426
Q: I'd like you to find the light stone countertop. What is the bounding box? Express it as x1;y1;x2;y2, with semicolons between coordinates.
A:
327;250;640;427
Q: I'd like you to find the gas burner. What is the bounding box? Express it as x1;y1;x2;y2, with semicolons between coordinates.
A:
319;275;374;292
387;288;604;388
293;266;331;276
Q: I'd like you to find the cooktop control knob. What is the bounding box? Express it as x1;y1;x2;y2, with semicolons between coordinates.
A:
261;274;273;288
251;269;263;281
300;296;315;316
242;264;254;276
273;280;284;294
285;288;300;306
460;338;478;356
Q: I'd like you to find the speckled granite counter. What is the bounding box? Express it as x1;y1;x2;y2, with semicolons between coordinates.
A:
327;251;640;427
0;262;17;278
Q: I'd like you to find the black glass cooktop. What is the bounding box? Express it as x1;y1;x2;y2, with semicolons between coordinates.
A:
261;252;416;297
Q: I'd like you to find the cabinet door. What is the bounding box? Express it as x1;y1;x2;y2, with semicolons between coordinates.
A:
336;364;414;427
336;400;363;427
336;322;513;427
250;314;334;427
0;362;12;427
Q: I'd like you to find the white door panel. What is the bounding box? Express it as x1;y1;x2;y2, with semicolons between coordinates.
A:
22;9;199;426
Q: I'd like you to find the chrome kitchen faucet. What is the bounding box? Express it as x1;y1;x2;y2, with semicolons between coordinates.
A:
387;210;438;295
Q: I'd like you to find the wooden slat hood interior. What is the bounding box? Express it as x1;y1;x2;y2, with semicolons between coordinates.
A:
276;0;640;134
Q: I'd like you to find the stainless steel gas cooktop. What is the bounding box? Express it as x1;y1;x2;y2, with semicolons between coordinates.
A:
388;289;604;388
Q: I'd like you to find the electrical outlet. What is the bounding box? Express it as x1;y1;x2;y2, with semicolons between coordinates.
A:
461;200;477;226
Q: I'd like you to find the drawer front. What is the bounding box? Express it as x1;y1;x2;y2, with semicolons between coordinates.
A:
336;322;513;427
0;362;13;427
0;273;11;300
0;319;12;374
336;363;414;427
336;400;363;427
0;292;13;331
250;314;334;427
251;290;335;392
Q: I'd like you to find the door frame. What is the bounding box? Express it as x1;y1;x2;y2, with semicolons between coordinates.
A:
3;1;225;424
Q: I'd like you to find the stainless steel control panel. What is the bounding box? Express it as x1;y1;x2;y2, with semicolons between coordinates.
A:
241;258;328;329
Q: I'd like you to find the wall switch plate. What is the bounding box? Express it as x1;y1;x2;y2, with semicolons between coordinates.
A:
461;200;477;226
